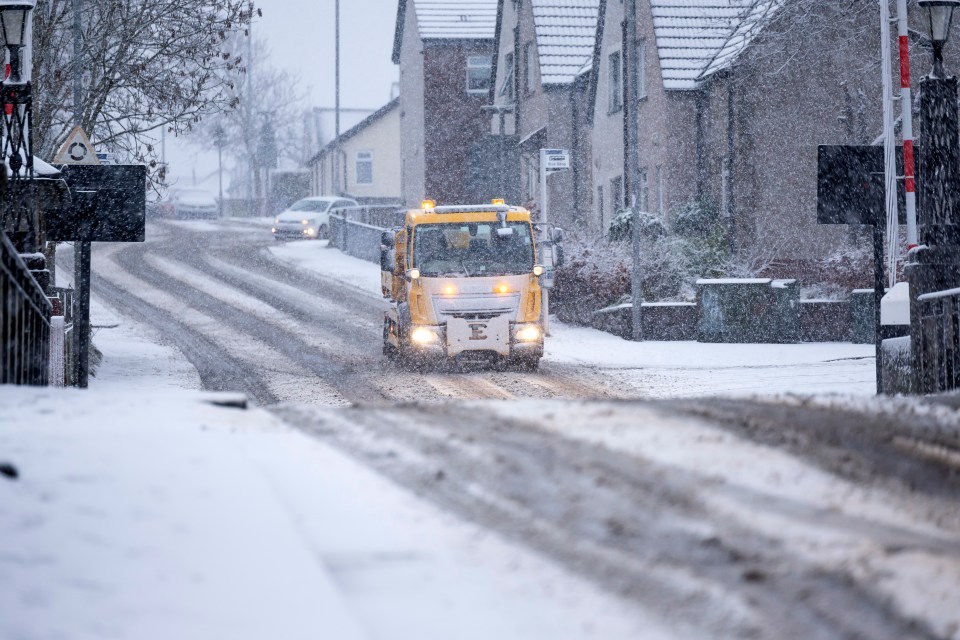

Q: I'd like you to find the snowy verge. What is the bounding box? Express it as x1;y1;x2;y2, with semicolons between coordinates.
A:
0;388;667;640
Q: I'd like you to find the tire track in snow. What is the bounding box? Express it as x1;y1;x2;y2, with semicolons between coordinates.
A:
102;244;350;406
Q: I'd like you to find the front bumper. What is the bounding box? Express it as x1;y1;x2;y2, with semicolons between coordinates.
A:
272;223;318;238
407;321;543;360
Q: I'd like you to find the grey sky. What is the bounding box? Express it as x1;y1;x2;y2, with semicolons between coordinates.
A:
166;0;400;191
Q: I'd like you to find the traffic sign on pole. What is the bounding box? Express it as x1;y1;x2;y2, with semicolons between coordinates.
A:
53;125;100;165
542;148;570;172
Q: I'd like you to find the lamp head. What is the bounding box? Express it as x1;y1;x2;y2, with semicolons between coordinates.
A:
0;1;33;48
919;0;960;46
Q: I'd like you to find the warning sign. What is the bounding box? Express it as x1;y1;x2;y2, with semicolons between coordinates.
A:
53;126;100;165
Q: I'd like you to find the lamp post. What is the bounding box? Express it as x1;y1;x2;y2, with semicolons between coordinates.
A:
0;0;36;253
920;0;959;78
214;124;226;218
907;0;960;392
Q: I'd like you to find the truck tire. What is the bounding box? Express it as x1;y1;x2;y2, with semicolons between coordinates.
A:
382;316;398;361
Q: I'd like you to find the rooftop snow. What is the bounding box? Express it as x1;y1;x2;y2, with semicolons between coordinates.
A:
533;0;601;85
652;0;783;90
415;0;498;39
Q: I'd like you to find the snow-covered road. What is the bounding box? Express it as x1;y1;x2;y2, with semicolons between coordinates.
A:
61;218;876;406
27;218;957;639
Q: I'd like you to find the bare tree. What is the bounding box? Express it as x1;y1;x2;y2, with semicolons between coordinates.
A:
189;34;306;205
32;0;258;181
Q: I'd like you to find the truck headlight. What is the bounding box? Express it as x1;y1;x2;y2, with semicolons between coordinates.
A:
515;324;541;342
411;327;440;344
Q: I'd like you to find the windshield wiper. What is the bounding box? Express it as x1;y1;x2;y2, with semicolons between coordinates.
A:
459;258;472;277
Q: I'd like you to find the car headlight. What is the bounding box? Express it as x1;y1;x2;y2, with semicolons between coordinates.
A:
515;324;541;342
411;327;440;344
274;218;280;224
304;228;316;236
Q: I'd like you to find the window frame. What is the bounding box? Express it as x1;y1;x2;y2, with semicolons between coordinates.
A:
355;150;374;186
637;39;647;101
608;50;623;114
499;51;515;101
466;55;493;94
610;175;623;214
524;42;536;94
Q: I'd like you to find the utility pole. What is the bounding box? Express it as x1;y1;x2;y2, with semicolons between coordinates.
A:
215;124;225;218
246;18;255;216
333;0;341;196
625;0;643;341
71;0;92;388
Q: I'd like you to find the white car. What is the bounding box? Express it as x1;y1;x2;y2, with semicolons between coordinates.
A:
156;188;219;219
272;197;358;240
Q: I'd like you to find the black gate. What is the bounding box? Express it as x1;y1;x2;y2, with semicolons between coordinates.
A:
1;230;51;385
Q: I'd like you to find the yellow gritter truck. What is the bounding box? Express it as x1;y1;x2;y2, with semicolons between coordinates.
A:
380;200;548;370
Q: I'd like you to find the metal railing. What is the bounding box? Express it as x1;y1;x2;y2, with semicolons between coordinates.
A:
1;230;51;385
334;204;404;229
329;205;403;264
914;286;960;393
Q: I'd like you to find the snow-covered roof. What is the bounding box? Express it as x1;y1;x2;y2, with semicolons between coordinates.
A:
652;0;783;90
415;0;498;39
393;0;498;63
532;0;601;86
309;99;400;165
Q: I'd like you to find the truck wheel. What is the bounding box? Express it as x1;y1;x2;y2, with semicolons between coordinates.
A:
383;316;399;361
317;224;329;240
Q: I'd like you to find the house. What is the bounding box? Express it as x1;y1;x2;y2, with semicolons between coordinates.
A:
588;0;887;264
489;0;600;231
392;0;501;206
307;98;402;204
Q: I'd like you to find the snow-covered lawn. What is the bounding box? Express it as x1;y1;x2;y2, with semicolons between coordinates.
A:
269;239;877;397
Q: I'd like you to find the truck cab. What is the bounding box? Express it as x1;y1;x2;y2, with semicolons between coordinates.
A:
381;200;546;370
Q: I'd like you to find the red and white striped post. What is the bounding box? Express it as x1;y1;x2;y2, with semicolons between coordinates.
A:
898;0;919;248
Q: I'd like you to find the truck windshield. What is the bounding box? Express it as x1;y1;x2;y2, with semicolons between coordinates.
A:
413;222;534;276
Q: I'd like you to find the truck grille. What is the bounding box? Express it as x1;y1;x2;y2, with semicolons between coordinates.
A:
434;295;519;321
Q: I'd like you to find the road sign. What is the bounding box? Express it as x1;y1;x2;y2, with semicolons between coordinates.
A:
542;149;570;171
47;165;146;242
817;145;907;225
53;125;100;165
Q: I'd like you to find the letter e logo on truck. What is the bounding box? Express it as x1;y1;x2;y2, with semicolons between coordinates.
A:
468;323;488;340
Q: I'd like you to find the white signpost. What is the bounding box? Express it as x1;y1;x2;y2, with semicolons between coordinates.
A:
538;148;570;334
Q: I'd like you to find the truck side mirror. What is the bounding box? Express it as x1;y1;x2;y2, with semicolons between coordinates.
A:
380;246;393;271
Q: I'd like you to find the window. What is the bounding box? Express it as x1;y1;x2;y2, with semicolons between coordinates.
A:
610;176;623;213
525;155;537;200
356;151;373;185
524;42;536;94
597;185;604;221
656;165;664;217
467;55;493;94
608;51;622;113
638;168;649;213
413;223;534;276
637;40;647;100
499;52;515;101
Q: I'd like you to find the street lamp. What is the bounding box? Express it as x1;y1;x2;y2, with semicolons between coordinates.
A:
0;0;35;253
0;1;30;82
907;0;960;392
919;0;960;78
